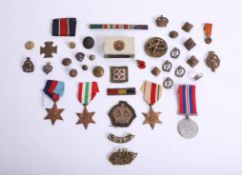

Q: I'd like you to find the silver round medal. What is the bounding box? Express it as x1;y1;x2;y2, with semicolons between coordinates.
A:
178;118;198;139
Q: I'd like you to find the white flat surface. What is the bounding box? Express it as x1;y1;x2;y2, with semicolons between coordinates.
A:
0;0;242;174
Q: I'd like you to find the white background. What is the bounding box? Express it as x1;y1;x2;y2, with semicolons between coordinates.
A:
1;0;242;174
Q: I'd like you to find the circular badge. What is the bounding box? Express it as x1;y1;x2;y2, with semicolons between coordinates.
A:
114;40;125;51
177;118;198;139
144;37;168;58
175;66;186;77
162;60;172;72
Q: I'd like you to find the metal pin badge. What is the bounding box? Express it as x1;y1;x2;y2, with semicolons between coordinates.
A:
170;47;180;59
175;66;186;77
163;77;174;89
162;60;172;72
43;62;53;74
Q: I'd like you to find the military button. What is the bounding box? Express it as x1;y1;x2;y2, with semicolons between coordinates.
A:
69;69;78;77
82;65;88;71
83;36;94;49
89;54;96;61
25;41;35;50
114;40;125;51
151;67;161;76
75;52;85;62
182;22;194;32
62;58;72;66
169;31;179;38
68;42;76;49
145;37;168;57
93;66;104;77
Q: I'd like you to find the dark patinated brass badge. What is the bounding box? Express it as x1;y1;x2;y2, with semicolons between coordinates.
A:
109;148;137;165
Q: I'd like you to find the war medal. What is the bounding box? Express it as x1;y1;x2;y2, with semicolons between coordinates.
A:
204;23;213;44
141;81;162;129
43;80;65;125
177;85;199;139
76;82;99;129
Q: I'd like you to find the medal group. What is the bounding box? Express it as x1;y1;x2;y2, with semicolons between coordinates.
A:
22;15;220;166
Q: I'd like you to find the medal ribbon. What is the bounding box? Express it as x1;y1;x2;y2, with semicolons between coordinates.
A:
178;85;197;116
43;80;65;102
78;82;99;106
204;23;213;37
141;81;162;106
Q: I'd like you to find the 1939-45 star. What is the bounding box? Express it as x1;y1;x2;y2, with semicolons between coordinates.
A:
76;106;95;129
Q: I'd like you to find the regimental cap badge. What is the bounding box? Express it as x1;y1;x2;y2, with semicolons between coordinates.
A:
22;57;34;73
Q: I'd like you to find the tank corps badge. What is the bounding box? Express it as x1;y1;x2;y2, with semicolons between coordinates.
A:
109;148;137;165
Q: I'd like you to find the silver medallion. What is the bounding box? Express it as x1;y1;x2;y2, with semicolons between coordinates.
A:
175;66;186;77
162;60;172;72
177;117;198;139
163;77;174;89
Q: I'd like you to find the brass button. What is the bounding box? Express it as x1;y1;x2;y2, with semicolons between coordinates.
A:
93;66;104;77
25;41;35;50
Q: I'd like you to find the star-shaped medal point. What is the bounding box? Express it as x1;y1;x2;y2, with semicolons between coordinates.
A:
45;102;64;125
143;107;162;129
76;106;95;129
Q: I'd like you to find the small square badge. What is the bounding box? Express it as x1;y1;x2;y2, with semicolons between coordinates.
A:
110;66;128;83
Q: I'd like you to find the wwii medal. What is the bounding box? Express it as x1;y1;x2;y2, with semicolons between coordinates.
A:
141;81;162;129
43;80;65;125
76;82;99;129
177;85;199;139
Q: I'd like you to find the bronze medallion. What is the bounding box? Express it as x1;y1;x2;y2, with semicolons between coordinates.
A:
109;101;136;127
206;51;220;72
109;148;137;165
144;37;168;58
108;133;135;144
113;40;125;51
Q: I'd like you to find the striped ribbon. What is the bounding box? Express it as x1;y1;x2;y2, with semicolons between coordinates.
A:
43;80;65;102
52;18;76;36
178;85;197;115
78;82;99;106
140;81;162;106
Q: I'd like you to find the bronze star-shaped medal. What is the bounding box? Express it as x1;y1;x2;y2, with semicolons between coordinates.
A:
45;102;64;125
143;107;162;129
76;106;95;129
